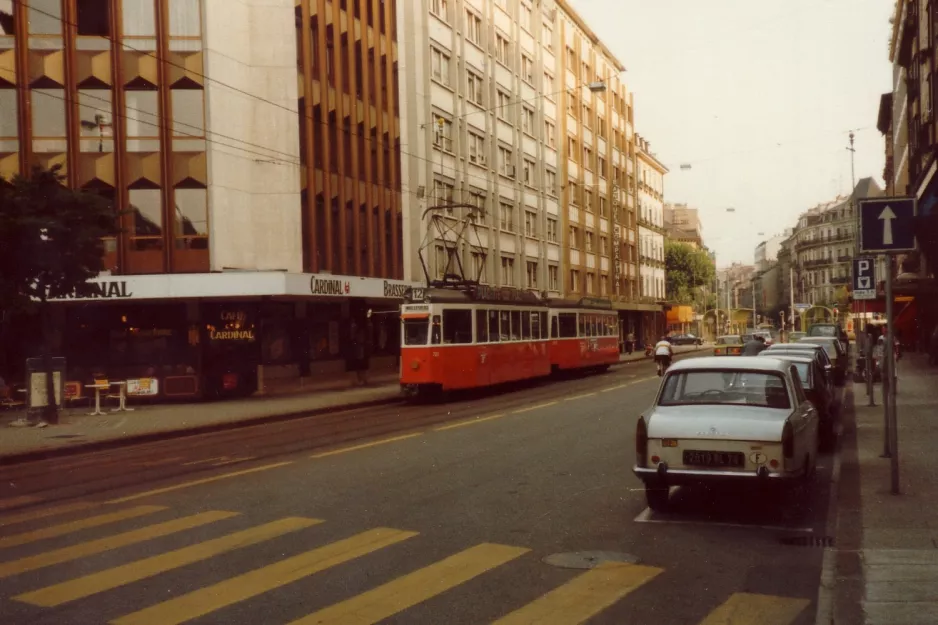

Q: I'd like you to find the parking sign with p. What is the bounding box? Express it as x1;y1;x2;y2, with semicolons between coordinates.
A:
853;257;876;300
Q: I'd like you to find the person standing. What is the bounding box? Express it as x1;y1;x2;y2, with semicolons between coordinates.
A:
742;334;767;356
626;331;635;355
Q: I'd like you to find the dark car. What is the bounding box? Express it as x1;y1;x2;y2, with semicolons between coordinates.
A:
808;323;849;354
764;343;840;388
759;352;837;449
670;333;703;346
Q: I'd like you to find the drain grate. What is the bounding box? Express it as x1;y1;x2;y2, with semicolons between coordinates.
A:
779;535;835;547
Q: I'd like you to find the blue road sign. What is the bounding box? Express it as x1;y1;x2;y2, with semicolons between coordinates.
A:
852;257;876;300
859;197;916;254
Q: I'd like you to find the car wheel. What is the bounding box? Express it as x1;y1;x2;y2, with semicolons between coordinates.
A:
645;486;670;512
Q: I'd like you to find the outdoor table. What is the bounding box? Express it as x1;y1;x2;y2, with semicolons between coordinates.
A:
109;381;134;413
87;383;109;416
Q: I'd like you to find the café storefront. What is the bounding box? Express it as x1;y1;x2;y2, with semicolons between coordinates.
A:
46;272;421;401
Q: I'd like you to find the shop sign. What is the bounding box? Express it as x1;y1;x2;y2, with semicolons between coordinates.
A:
383;280;412;298
56;280;133;300
210;310;256;341
310;275;350;296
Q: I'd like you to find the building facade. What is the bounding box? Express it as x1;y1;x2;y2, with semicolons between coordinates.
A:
664;202;703;249
0;0;414;398
636;134;667;302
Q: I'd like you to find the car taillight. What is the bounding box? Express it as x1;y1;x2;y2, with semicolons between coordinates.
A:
636;417;648;466
782;421;794;458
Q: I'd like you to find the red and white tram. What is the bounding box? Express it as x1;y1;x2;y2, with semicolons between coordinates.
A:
399;286;620;396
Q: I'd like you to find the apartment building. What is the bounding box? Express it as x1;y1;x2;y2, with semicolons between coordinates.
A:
0;0;414;398
664;202;703;249
636;134;667;301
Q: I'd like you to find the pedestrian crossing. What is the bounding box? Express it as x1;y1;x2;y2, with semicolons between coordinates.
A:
0;501;813;624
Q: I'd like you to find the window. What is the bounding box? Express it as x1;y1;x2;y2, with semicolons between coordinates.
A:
598;156;606;178
524;210;537;237
509;310;521;340
468;131;485;164
77;89;113;152
467;189;485;211
403;318;430;346
430;48;450;86
548;265;559;291
582;102;591;127
520;2;533;30
467;71;484;105
558;312;576;337
31;89;66;138
523;158;535;185
597;117;606;138
542;24;553;50
433;116;453;151
430;0;447;20
546;218;558;243
433;178;455;205
521;54;534;83
659;372;790;410
501;256;515;286
28;0;62;34
599;196;607;217
489;310;501;341
521;107;535;134
498;146;513;177
600;275;608;295
544;120;556;147
129;188;163;250
570;270;579;292
77;0;111;36
586;272;595;294
442;309;472;344
496;90;510;120
526;261;538;288
122;0;156;37
168;0;200;37
495;33;509;64
499;201;514;231
175;189;208;248
0;91;16;138
465;10;482;45
545;169;556;193
585;232;594;252
475;309;489;343
471;251;486;282
171;89;205;137
543;72;554;94
583;145;592;169
584;190;592;211
567;136;577;159
569;226;579;249
600;236;608;255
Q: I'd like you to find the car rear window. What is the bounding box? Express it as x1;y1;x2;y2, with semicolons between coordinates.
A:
716;336;741;345
658;371;791;410
809;326;837;337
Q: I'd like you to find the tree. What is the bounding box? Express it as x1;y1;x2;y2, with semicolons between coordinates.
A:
665;241;715;305
0;165;119;422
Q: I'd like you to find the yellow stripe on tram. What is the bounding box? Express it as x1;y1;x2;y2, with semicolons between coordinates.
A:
0;505;166;549
698;593;811;625
0;511;238;579
292;543;530;625
492;561;663;625
15;516;321;608
108;527;418;625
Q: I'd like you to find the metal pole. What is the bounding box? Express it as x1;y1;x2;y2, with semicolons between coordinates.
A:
886;255;900;493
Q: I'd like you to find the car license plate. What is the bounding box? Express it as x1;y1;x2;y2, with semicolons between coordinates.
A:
683;450;745;468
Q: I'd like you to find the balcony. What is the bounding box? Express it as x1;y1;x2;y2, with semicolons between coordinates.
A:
837;254;851;262
831;275;850;285
795;233;854;250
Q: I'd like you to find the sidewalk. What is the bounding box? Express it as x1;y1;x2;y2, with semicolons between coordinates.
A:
0;343;711;463
831;352;938;624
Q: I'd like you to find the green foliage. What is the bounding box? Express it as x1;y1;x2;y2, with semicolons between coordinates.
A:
665;241;715;304
0;165;118;312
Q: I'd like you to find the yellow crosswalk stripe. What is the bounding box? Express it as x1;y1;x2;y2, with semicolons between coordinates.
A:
492;561;664;625
106;461;294;503
0;505;165;549
15;516;321;608
0;510;238;579
0;501;98;528
0;495;43;511
108;526;417;625
698;592;811;625
292;543;530;625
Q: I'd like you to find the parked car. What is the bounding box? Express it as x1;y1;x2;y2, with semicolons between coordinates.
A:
713;335;743;356
798;337;847;385
808;323;849;354
759;353;837;450
788;331;807;342
633;357;820;511
671;333;704;346
765;342;840;387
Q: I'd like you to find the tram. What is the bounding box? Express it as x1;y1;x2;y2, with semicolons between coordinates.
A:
399;285;620;397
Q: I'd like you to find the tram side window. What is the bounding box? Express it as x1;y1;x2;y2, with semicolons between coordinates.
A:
489;310;500;342
475;309;489;343
578;314;586;337
551;315;559;338
540;312;548;339
499;310;511;341
531;312;540;339
403;316;430;345
521;310;531;339
442;309;472;344
510;310;521;340
559;313;577;338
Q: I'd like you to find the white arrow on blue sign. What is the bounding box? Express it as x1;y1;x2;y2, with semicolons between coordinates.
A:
859;197;916;254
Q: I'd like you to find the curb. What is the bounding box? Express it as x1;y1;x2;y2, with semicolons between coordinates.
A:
0;394;403;466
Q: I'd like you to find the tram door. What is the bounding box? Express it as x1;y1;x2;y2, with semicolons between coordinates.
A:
475;309;491;387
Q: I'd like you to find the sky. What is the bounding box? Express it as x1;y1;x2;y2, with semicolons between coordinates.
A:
567;0;895;266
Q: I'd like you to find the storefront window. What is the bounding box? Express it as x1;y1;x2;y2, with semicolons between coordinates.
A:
309;304;342;360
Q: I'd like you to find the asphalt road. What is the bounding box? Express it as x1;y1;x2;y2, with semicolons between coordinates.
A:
0;354;838;625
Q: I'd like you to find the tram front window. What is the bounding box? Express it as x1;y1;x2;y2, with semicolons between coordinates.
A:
403;318;430;345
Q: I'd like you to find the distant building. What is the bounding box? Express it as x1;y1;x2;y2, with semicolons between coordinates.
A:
664;203;703;249
636;134;668;302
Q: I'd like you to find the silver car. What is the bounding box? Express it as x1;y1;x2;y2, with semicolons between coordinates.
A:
632;357;820;512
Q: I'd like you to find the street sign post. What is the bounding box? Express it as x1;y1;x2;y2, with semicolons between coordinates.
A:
859;197;916;254
852;257;876;300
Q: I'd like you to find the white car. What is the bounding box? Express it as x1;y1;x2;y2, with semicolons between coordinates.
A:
632;356;820;511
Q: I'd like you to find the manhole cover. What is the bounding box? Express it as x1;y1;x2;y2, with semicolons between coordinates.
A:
543;551;641;570
779;535;835;548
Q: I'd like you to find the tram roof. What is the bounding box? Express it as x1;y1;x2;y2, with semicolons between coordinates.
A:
403;286;616;311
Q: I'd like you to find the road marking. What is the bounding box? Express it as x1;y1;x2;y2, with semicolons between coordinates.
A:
564;392;597;402
512;401;558;414
600;377;654;392
15;516;321;607
139;456;185;468
633;508;814;534
492;561;663;625
0;495;42;511
105;461;294;504
310;433;422;459
182;457;227;466
698;592;810;625
108;527;418;625
291;543;529;625
0;501;98;528
0;505;165;549
0;510;237;578
212;456;256;467
435;413;506;431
